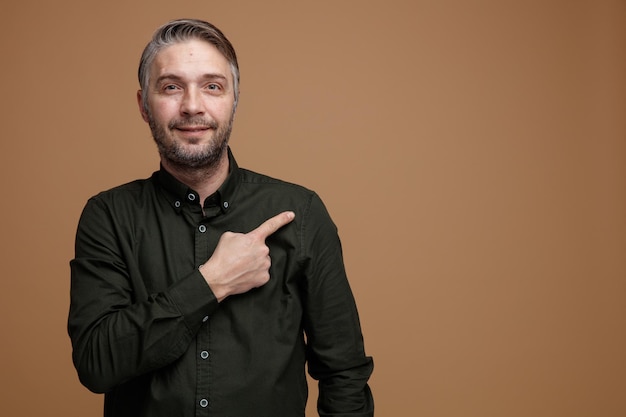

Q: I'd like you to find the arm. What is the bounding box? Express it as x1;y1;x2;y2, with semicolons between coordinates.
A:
301;194;374;417
68;197;295;393
68;197;217;393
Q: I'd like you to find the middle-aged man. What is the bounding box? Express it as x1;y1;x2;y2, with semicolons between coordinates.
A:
68;18;374;417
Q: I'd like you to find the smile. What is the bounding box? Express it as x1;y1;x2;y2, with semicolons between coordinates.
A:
179;127;208;132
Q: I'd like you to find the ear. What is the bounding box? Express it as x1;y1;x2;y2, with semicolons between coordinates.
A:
137;90;149;122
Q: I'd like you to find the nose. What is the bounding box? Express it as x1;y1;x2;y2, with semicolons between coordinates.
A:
180;87;204;116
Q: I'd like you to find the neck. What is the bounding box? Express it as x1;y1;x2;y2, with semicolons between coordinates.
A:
161;152;230;203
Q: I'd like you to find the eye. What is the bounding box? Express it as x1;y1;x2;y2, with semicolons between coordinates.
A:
164;84;179;91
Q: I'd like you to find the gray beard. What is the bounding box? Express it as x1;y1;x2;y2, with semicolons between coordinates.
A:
148;113;233;171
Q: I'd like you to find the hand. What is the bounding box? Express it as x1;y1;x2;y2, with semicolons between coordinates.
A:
199;211;295;302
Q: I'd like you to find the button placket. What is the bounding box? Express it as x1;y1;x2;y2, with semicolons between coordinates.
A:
193;197;213;415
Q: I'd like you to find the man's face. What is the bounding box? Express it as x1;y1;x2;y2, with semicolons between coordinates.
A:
138;39;236;169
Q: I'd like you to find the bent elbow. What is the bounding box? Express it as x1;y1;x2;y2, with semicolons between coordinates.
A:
72;349;120;394
75;364;118;394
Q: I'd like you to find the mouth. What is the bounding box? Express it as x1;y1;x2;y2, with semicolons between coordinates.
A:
175;126;211;133
170;118;218;133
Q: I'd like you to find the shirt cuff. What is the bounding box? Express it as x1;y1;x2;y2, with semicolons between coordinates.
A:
169;269;219;331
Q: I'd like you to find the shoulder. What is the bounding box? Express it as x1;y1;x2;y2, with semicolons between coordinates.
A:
85;174;158;211
236;167;334;224
237;168;317;199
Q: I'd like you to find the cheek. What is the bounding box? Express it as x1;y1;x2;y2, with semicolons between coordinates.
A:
149;101;178;122
214;101;236;121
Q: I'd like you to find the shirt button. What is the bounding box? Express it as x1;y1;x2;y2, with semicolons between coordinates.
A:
200;350;209;359
198;225;207;233
223;201;229;209
174;201;181;208
199;399;209;408
202;316;209;322
188;193;196;201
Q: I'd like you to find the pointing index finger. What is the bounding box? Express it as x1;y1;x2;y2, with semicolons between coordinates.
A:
250;211;295;240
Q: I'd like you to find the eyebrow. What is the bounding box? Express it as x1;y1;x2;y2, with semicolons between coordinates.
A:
154;73;229;85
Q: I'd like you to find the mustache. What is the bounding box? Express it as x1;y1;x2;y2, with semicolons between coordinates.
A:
169;117;218;130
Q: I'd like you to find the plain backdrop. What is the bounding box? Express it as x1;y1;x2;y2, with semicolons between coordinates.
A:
1;1;625;416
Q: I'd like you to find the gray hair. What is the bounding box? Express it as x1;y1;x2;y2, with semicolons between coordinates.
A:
138;18;240;112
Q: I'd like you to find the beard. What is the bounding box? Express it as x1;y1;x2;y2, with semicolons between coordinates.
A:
148;111;234;170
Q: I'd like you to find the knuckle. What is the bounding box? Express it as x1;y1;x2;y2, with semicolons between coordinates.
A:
260;257;270;269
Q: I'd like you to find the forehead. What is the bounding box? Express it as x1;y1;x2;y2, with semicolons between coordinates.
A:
150;39;232;82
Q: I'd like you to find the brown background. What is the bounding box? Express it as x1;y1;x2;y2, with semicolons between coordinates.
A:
1;1;625;416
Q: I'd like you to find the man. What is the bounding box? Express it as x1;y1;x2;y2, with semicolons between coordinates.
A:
68;18;374;417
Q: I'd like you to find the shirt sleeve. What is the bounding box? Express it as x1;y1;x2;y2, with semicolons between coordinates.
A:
301;193;375;417
67;196;219;394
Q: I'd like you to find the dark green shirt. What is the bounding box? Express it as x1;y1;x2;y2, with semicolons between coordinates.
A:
68;149;374;417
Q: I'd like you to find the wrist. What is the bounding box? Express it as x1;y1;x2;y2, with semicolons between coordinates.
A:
199;263;229;303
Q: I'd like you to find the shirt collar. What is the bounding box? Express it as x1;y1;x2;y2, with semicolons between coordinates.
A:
155;147;241;215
